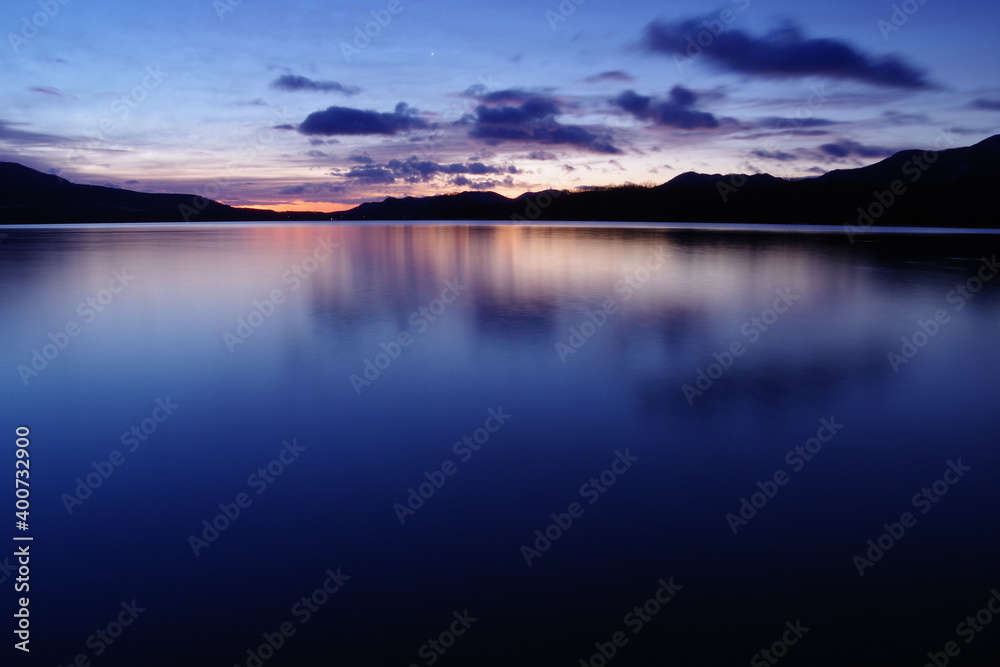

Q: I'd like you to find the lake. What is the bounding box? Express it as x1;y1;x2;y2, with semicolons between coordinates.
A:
2;222;999;666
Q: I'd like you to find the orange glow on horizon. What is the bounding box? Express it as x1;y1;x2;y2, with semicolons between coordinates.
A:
239;201;355;213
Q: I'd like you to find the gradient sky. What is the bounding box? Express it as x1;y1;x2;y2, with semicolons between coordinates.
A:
2;0;998;211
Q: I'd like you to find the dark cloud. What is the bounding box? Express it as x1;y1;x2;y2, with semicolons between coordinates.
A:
476;97;560;124
299;103;428;136
305;150;329;158
344;165;397;184
970;98;1000;111
881;110;928;124
382;156;519;183
643;19;932;89
761;117;837;128
273;124;295;130
452;176;514;190
348;154;374;163
277;182;344;196
462;86;546;105
480;89;538;105
343;157;518;185
613;86;720;129
753;129;830;137
819;140;894;158
583;70;635;83
526;150;558;160
271;75;360;95
469;93;620;153
750;149;798;161
948;127;994;135
668;86;696;107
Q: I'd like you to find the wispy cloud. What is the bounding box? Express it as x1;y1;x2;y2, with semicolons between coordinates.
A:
583;70;634;84
277;182;344;195
270;75;360;95
759;117;837;128
29;86;63;97
0;119;69;146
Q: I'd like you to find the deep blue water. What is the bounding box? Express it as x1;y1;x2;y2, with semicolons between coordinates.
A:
2;223;999;666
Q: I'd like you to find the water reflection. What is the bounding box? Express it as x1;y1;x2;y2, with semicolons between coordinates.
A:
1;224;998;667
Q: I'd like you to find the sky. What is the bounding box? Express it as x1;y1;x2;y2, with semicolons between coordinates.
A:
1;0;998;212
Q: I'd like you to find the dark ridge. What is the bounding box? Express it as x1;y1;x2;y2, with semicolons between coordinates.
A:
1;135;997;226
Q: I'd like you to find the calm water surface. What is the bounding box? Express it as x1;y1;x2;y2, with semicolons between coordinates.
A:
2;223;998;666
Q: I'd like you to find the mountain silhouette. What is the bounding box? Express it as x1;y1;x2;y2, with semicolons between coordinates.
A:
0;163;279;223
1;134;997;226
